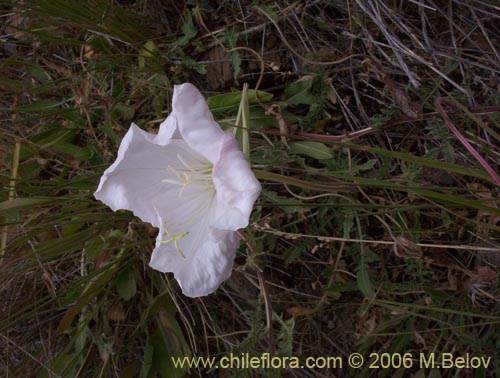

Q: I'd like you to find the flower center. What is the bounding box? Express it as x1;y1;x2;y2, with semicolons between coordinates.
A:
159;153;217;258
162;153;214;197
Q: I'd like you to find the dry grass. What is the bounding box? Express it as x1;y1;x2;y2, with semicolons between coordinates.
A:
1;1;500;377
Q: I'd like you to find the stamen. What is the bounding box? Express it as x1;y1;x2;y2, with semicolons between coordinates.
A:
159;153;216;251
162;177;184;186
177;153;197;173
158;221;189;258
161;153;214;197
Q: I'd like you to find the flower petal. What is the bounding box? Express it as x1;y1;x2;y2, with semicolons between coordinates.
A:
157;113;181;143
150;229;239;297
94;123;200;227
212;133;262;230
149;186;240;297
172;83;225;163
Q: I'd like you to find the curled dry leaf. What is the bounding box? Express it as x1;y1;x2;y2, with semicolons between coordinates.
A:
476;265;498;284
108;304;127;322
392;236;422;259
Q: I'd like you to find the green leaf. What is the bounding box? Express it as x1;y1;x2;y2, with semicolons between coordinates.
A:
284;238;315;264
116;268;137;301
98;123;122;146
284;77;315;105
332;174;500;216
227;27;241;81
276;316;294;357
147;300;191;378
181;56;206;74
357;262;375;298
353;159;377;173
235;83;250;159
231;50;241;82
83;235;109;261
207;90;273;112
262;190;304;214
340;142;491;182
218;108;278;131
151;329;185;378
48;351;79;377
61;220;85;237
289;141;333;160
141;337;154;378
31;125;73;146
50;142;93;160
18;100;64;112
341;208;354;238
55;263;119;336
177;11;197;47
139;40;157;69
112;102;135;121
120;362;141;378
0;197;53;211
0;77;32;89
352;244;376;299
27;64;52;84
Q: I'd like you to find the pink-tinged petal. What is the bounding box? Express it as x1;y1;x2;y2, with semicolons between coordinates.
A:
150;229;239;297
94;123;198;227
96;83;262;297
152;182;216;237
149;188;240;297
212;133;262;230
156;113;181;143
172;83;225;163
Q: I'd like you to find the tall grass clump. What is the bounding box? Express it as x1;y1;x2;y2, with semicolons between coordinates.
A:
1;1;499;377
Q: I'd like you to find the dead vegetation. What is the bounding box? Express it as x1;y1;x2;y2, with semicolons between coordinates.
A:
1;0;500;377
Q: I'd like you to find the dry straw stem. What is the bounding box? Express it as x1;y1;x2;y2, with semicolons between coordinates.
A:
237;230;276;357
0;142;21;264
255;5;360;66
252;223;500;253
3;1;500;375
354;0;471;95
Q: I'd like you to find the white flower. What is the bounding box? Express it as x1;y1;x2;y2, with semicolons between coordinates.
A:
94;83;261;297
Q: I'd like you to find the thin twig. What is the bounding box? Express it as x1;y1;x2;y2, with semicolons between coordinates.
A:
253;223;500;253
263;104;500;143
237;230;276;356
256;6;360;66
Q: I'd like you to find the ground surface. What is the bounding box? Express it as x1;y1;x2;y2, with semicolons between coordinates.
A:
1;1;500;377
